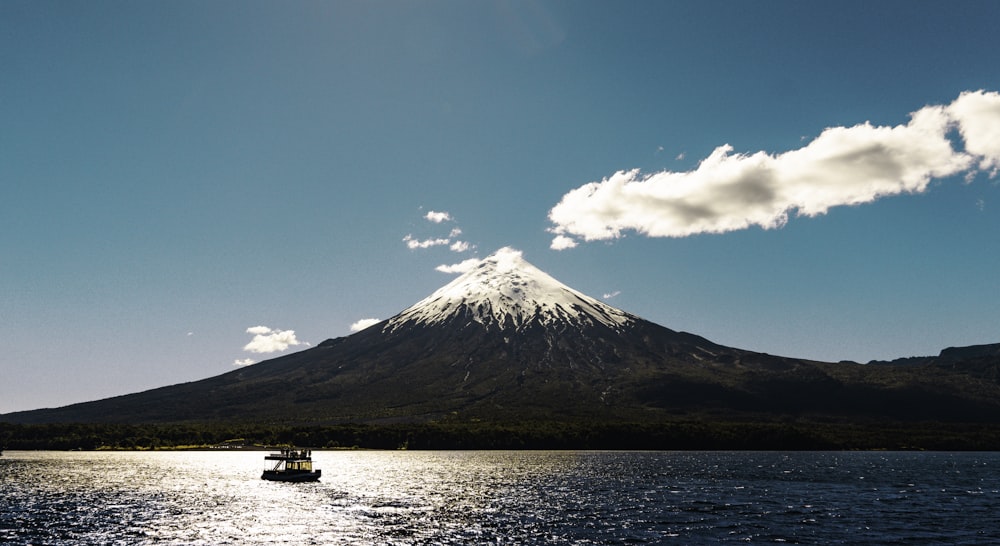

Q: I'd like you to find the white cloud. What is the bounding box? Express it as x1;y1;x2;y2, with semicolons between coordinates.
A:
350;318;381;332
450;240;472;252
948;90;1000;175
425;210;452;223
405;207;478;274
243;326;304;354
403;234;450;249
492;247;523;273
436;258;482;274
550;234;578;250
548;90;1000;246
233;358;256;367
404;209;478;255
603;290;621;299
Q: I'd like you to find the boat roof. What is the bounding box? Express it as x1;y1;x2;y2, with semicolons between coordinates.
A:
264;448;312;460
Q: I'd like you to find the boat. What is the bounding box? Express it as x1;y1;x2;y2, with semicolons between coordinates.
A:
261;448;321;482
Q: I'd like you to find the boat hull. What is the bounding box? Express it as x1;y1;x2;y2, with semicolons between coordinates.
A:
261;469;322;482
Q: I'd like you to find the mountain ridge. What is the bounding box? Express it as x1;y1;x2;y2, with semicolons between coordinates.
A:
3;248;1000;426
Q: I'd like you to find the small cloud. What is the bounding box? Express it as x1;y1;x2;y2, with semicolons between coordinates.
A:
403;234;450;249
350;318;381;332
187;331;194;336
603;290;621;300
436;258;482;274
233;358;256;367
675;152;685;161
450;240;472;252
550;235;578;250
243;326;304;354
977;198;986;211
425;210;452;223
656;145;664;154
406;208;479;270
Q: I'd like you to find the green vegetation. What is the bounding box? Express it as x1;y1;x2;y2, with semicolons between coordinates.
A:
4;419;1000;451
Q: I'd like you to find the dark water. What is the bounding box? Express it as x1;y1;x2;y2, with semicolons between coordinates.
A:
2;450;998;544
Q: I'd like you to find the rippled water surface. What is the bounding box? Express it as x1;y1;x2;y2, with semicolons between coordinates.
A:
2;450;999;544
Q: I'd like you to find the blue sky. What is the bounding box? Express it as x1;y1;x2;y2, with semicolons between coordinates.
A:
3;0;1000;414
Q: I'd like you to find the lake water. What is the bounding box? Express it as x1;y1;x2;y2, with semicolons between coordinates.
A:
1;450;998;544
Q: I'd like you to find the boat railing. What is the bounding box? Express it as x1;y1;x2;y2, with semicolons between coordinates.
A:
265;448;312;459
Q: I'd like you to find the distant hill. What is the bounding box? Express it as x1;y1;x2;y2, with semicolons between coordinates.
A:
4;248;1000;427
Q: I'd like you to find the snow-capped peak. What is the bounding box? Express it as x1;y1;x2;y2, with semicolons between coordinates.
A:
385;247;636;332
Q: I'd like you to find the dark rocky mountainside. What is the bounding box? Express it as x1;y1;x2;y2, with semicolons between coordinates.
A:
4;249;1000;426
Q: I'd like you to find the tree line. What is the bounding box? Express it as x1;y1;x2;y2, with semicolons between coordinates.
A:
4;419;1000;451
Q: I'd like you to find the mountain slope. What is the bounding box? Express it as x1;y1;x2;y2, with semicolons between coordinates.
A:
4;248;1000;425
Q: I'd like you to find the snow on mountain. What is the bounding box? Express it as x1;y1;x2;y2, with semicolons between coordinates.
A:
385;247;636;332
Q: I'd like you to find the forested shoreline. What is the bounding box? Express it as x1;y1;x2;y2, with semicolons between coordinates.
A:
4;420;1000;451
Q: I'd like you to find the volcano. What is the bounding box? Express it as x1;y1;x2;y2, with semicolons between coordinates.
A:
5;248;1000;425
